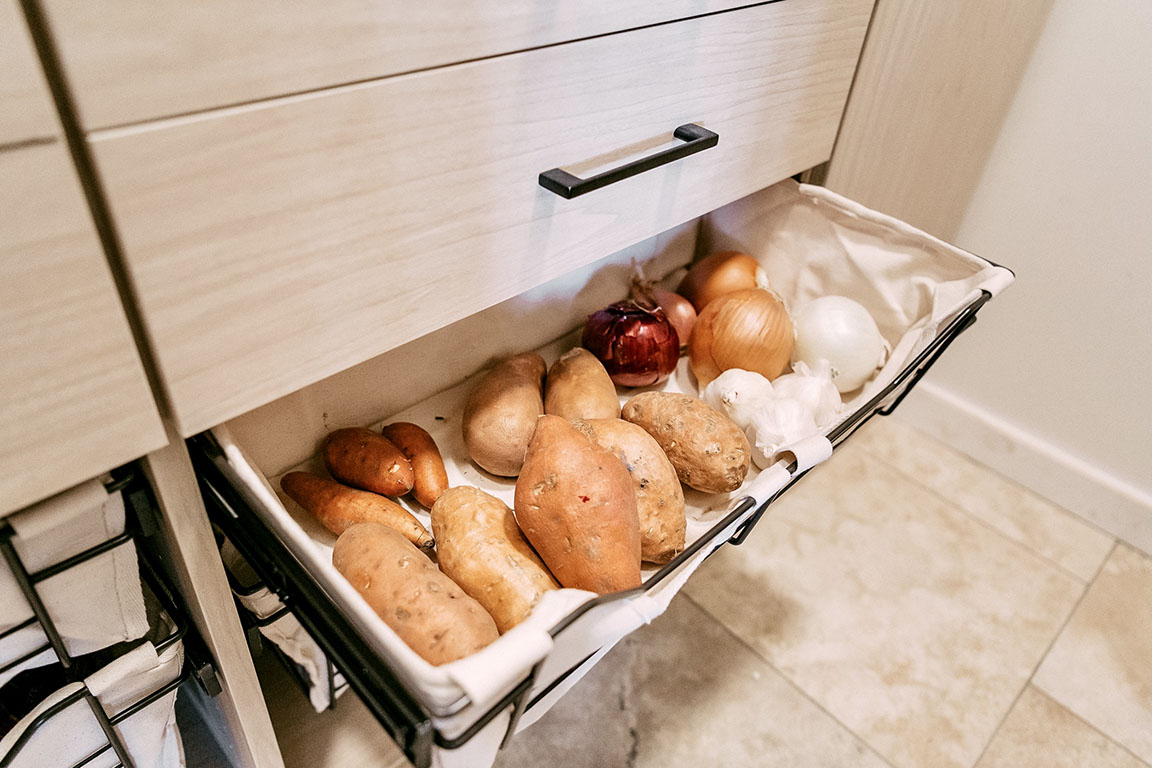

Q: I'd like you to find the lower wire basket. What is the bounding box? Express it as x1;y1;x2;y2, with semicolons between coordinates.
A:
0;468;220;768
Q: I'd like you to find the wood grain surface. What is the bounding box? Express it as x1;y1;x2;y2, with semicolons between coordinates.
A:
0;144;166;514
47;0;764;129
142;423;286;768
825;0;1055;241
0;0;56;145
93;0;873;436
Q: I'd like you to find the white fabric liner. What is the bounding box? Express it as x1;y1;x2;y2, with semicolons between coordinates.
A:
213;179;1012;763
0;479;149;686
219;541;349;712
0;640;185;768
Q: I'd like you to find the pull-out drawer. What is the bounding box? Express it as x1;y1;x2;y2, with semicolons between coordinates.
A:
188;182;1013;768
91;0;874;436
45;0;764;129
0;143;167;515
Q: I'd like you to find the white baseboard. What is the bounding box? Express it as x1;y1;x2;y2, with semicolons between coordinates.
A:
894;381;1152;556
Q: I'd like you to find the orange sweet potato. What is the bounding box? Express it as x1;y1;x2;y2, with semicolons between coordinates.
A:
381;422;449;508
431;486;558;633
323;427;414;497
513;415;641;593
462;353;546;477
281;471;433;551
573;418;686;565
544;347;619;421
332;523;498;665
621;392;751;493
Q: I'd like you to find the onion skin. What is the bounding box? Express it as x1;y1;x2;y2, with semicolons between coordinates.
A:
583;300;680;387
631;278;696;350
677;251;769;313
689;288;794;386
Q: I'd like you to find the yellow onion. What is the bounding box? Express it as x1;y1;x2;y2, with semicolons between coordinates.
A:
677;251;771;313
689;288;794;386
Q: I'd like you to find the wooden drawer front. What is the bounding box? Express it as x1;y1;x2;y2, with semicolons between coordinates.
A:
47;0;760;130
93;0;873;436
0;0;57;145
0;144;167;514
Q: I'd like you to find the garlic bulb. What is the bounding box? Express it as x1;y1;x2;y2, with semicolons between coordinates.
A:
771;359;842;428
745;398;819;470
701;368;776;431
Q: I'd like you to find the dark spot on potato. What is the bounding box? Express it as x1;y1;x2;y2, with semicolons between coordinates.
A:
579;495;590;503
396;607;411;621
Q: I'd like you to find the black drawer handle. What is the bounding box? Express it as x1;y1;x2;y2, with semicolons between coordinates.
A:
539;123;719;199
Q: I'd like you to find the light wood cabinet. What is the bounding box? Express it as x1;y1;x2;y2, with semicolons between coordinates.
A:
0;143;167;516
3;2;909;766
0;0;56;144
824;0;1055;241
91;0;873;437
43;0;762;129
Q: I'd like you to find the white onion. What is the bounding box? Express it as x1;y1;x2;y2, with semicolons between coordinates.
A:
701;368;775;431
793;296;887;393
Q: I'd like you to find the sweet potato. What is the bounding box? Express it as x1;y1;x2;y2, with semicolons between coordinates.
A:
544;347;619;421
281;471;433;550
323;427;413;496
514;415;641;593
462;353;546;477
381;422;449;508
332;523;498;665
621;392;750;493
573;419;686;564
431;486;559;632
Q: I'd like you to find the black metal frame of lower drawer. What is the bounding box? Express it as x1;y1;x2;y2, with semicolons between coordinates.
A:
189;289;994;767
0;466;219;768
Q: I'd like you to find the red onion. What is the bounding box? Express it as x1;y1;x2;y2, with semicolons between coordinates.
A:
630;277;697;350
582;299;680;387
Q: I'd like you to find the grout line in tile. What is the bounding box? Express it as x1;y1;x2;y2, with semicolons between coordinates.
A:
680;593;900;768
1027;685;1152;768
967;541;1116;768
881;419;1126;546
877;453;1109;586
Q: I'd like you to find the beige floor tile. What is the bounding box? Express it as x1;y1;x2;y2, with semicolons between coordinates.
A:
496;594;890;768
854;418;1114;581
975;686;1149;768
1034;543;1152;763
256;651;410;768
683;441;1084;768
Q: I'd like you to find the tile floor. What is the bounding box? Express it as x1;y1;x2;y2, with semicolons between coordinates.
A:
259;417;1152;768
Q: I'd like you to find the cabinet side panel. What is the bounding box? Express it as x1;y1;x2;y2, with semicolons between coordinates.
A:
825;0;1055;241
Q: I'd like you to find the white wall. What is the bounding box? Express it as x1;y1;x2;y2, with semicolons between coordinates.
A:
897;0;1152;552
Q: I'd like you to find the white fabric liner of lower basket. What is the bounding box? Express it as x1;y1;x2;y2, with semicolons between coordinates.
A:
0;640;185;768
212;176;1013;766
0;479;149;686
219;540;348;712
